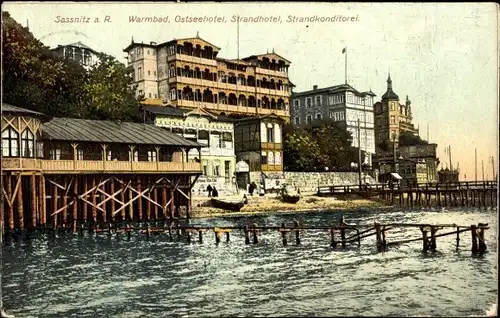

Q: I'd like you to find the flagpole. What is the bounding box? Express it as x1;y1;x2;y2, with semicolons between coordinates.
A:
344;47;347;84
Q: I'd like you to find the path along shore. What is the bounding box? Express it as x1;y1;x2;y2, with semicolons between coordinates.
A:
191;192;387;219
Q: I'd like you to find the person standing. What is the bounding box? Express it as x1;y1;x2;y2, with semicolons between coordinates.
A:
206;184;213;197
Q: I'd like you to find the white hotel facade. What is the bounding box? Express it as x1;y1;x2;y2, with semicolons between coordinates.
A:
290;83;376;166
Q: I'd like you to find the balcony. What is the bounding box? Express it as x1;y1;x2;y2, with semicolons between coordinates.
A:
168;54;218;66
2;158;201;174
261;164;283;172
261;142;282;150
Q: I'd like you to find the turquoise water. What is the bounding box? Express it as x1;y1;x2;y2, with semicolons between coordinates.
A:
2;207;498;317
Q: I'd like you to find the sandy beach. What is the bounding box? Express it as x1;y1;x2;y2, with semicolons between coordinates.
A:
191;193;388;218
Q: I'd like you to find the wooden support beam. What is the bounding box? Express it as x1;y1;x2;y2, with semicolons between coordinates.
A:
137;176;143;222
62;176;68;225
91;176;97;224
162;180;167;219
40;175;46;226
31;175;37;229
153;186;158;220
4;175;14;230
16;174;24;230
110;178;116;222
73;177;78;225
83;176;88;222
146;176;151;221
52;179;58;228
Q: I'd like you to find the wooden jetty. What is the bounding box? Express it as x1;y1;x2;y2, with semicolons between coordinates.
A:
6;218;490;256
317;181;498;208
1;105;203;235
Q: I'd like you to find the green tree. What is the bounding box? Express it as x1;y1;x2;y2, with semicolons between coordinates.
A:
283;124;320;171
82;53;140;121
310;120;355;167
2;11;140;122
2;11;87;117
399;131;429;146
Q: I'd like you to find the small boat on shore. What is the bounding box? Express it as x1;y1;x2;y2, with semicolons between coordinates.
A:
281;193;300;204
211;198;246;212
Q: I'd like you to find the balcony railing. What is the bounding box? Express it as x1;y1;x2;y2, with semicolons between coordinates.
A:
1;158;201;174
261;164;283;172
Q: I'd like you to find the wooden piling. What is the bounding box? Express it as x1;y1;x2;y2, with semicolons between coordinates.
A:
137;176;143;222
330;228;337;247
421;226;429;252
226;231;230;242
30;175;37;229
62;176;68;226
252;223;258;244
430;226;437;251
244;225;250;245
456;227;460;248
16;175;24;230
293;220;300;245
120;178;126;221
91;176;97;224
110;178;115;222
73;177;78;226
146;176;151;221
215;231;220;245
281;222;287;246
6;175;14;231
153;186;158;220
477;223;487;253
375;223;382;251
198;230;203;243
471;224;478;253
52;180;58;229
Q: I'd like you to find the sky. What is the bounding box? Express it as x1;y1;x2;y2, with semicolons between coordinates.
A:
3;2;499;181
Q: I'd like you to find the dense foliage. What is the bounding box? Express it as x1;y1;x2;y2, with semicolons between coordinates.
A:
283;120;364;171
2;11;139;121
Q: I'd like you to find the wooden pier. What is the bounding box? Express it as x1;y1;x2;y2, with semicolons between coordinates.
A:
4;219;490;256
1;105;202;235
317;181;498;208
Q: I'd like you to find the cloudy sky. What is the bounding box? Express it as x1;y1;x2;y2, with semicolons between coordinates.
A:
4;2;498;180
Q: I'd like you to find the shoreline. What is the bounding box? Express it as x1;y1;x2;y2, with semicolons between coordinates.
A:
191;193;389;219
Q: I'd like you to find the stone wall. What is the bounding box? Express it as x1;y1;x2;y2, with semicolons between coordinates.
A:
283;172;376;193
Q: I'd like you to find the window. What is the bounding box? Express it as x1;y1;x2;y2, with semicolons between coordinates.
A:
294;117;300;125
275;151;281;165
261;151;268;165
168;45;175;56
315;96;321;106
169;65;176;77
154;71;156;76
138;67;143;79
77;148;84;160
37;141;44;158
267;126;274;143
268;151;275;165
148;150;157;162
170;89;176;100
154;94;158;98
21;129;35;158
147;50;150;55
293;99;299;109
107;150;112;161
148;70;151;76
328;96;334;105
49;146;62;160
391;116;396;124
2;127;19;157
316;113;322;120
202;160;208;175
213;160;220;176
306;97;312;108
149;93;152;98
306;115;312;124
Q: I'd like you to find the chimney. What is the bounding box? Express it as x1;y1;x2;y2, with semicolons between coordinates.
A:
150;41;157;46
313;85;318;90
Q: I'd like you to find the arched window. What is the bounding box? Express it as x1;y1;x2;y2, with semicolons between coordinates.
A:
170;88;177;100
169;65;176;77
2;127;19;157
268;151;274;165
21;129;35;158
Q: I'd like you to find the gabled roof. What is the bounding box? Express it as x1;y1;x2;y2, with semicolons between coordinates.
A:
143;105;234;123
291;83;360;97
242;52;291;65
53;41;98;54
1;104;51;121
234;112;286;123
41;117;202;148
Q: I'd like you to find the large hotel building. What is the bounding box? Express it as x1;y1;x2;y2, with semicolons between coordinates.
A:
124;34;293;192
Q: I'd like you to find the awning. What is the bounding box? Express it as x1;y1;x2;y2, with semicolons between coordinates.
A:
391;173;403;180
